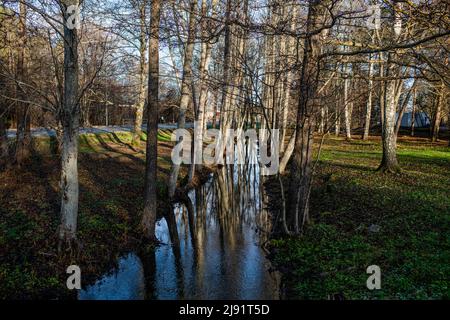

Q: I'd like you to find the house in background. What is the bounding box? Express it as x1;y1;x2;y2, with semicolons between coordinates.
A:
398;112;431;128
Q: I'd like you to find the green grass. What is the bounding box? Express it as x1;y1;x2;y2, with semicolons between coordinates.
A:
270;137;450;300
2;132;448;299
32;130;175;154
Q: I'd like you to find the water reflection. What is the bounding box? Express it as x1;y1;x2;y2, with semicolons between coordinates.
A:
80;160;279;300
78;253;146;300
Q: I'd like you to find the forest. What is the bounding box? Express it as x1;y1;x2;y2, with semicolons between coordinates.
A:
0;0;449;301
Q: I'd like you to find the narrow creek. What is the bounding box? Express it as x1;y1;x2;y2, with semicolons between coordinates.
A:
79;160;279;300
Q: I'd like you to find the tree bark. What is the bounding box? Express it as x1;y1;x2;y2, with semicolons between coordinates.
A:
286;0;323;234
447;99;450;147
15;2;31;166
395;81;415;138
431;81;444;142
280;3;298;152
279;132;295;174
411;88;416;136
448;115;450;147
378;3;403;173
59;0;80;245
191;0;218;180
141;0;161;241
168;0;197;198
0;112;8;168
0;58;8;168
363;54;374;140
343;64;352;140
132;0;149;146
335;84;341;136
379;53;385;130
218;0;234;137
378;61;402;173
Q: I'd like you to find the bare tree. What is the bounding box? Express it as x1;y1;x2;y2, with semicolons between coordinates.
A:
378;1;404;173
58;0;81;246
192;0;219;179
141;0;161;241
431;81;445;142
286;0;327;233
14;1;31;166
131;0;149;146
362;52;375;140
168;0;197;198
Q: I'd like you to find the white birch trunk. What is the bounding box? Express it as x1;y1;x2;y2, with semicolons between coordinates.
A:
363;54;374;140
59;0;80;244
169;0;197;197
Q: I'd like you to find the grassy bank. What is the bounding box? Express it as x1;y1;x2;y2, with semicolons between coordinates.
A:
0;130;181;299
268;136;450;299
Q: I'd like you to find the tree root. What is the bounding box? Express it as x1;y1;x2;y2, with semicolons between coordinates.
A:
376;164;402;174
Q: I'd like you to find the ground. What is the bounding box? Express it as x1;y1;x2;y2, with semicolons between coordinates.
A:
1;131;449;299
268;135;450;299
0;130;182;299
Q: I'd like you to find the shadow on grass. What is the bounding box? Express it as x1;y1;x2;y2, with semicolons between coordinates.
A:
93;134;145;166
268;161;450;299
398;153;450;170
321;161;377;173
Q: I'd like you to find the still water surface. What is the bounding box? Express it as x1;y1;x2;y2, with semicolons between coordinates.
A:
79;164;279;300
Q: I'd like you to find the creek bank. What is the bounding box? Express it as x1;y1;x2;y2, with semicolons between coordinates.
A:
79;164;281;299
0;132;184;299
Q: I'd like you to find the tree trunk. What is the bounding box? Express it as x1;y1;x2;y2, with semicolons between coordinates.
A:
211;91;218;129
280;4;298;152
0;113;8;168
228;1;248;131
168;0;197;198
411;88;416;136
0;60;9;167
363;54;374;140
447;99;450;147
378;62;402;173
395;81;415;138
378;3;403;173
59;0;80;245
335;105;340;136
431;81;444;142
344;65;352;140
191;0;218;180
335;84;341;136
286;0;322;234
141;0;161;241
218;0;235;138
379;54;385;130
279;132;295;174
448;116;450;147
395;97;407;138
318;106;325;134
132;0;149;147
15;2;31;166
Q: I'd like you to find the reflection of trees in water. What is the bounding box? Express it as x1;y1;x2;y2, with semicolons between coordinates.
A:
155;149;273;298
166;140;270;242
138;160;274;299
169;162;272;248
136;248;156;300
214;164;272;244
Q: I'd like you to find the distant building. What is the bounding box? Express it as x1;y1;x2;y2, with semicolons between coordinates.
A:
397;112;431;128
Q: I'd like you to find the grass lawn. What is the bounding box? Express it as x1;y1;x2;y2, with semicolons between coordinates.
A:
268;136;450;299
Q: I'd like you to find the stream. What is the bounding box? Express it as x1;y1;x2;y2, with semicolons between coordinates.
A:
79;160;279;300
